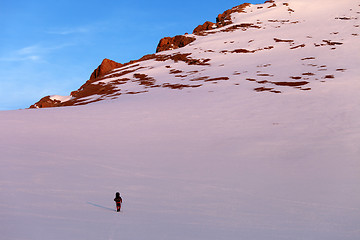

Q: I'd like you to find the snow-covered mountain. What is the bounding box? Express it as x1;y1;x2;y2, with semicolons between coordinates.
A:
1;0;360;240
31;0;360;108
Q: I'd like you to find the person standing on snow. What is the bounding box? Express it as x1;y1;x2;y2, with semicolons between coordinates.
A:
114;192;122;212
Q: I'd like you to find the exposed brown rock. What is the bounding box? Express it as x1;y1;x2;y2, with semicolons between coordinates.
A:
290;44;306;49
90;58;123;80
156;35;196;53
268;3;277;8
162;83;202;90
254;87;281;93
216;3;251;27
221;23;261;33
193;3;251;35
274;38;294;43
272;81;309;87
29;96;62;108
169;69;183;74
132;73;157;87
204;77;230;82
193;21;215;34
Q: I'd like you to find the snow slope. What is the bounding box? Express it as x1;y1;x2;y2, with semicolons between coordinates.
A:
1;0;360;239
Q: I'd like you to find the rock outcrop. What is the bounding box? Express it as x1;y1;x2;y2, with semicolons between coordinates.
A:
30;96;62;108
193;3;251;35
90;58;123;80
156;35;196;53
193;21;216;34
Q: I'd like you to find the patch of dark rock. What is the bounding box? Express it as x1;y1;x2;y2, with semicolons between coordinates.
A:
260;46;275;50
125;90;148;95
187;70;199;75
190;76;210;81
175;75;188;78
335;17;351;20
231;49;256;53
204;77;230;82
302;72;315;76
274;38;294;43
257;73;274;77
290;44;305;49
162;83;202;90
111;78;131;85
169;69;183;74
254;87;281;93
301;57;315;60
100;67;144;81
257;64;272;67
133;73;157;87
322;40;343;45
268;3;277;8
246;78;257;82
268;19;290;23
273;81;309;87
155;53;211;66
221;23;261;33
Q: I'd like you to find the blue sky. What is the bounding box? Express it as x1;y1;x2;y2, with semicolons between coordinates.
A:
0;0;264;110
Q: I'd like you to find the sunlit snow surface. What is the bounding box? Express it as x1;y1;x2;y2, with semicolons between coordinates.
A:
1;0;360;239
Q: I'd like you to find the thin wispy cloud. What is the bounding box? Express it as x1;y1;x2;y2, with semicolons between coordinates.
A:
0;43;74;62
47;26;91;35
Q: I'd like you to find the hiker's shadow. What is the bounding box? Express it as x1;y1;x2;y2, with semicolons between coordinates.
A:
87;202;116;212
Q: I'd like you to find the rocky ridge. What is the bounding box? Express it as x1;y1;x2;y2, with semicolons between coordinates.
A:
31;0;360;108
30;2;255;109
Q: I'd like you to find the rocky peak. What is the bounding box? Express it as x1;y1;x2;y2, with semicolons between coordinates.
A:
89;58;123;80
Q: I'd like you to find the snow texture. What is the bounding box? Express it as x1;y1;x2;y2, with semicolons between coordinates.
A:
1;0;360;239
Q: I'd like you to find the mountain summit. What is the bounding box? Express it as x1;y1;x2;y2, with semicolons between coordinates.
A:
31;0;359;108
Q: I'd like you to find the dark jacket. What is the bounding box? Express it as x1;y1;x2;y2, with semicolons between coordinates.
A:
114;192;122;203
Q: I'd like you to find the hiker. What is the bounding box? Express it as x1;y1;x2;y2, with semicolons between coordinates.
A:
114;192;122;212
